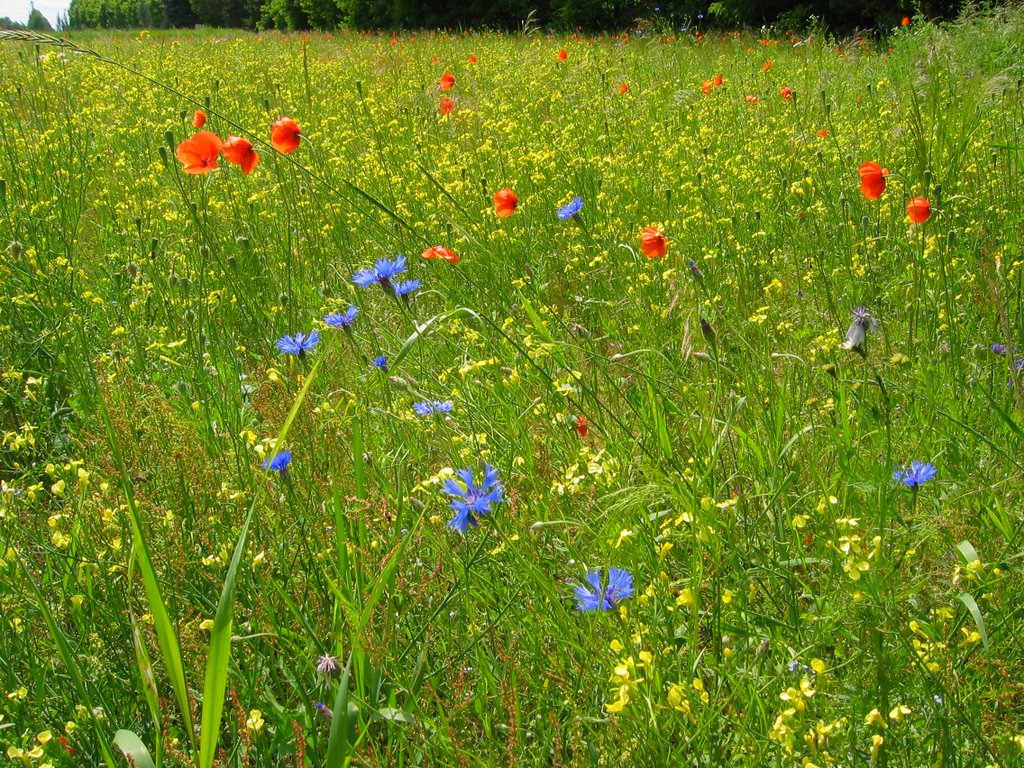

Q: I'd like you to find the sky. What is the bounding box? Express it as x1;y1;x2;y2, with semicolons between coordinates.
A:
0;0;70;27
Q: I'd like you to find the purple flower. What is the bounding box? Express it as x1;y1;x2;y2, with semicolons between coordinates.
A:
443;464;504;534
276;332;320;356
991;343;1007;356
394;279;421;298
353;256;406;291
556;196;584;221
413;400;454;416
324;306;358;329
263;450;292;473
573;567;634;611
893;461;937;489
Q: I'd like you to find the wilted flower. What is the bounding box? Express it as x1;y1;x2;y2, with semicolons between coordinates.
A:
843;307;876;355
316;654;340;678
573;568;634;611
893;461;937;488
442;464;504;534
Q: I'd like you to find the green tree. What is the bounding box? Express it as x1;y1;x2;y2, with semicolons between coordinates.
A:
27;7;55;30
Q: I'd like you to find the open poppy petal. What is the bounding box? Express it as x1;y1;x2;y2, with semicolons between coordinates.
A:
223;135;260;175
176;131;223;175
271;116;302;154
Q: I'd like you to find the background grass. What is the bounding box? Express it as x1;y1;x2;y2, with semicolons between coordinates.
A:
2;10;1024;767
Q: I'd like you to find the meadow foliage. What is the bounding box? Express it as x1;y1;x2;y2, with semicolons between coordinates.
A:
3;11;1024;767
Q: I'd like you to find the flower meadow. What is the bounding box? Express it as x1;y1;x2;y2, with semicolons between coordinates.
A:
2;13;1024;767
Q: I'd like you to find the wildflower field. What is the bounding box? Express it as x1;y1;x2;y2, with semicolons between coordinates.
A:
3;12;1024;767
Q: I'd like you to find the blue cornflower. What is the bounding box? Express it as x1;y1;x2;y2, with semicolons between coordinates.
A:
573;567;634;611
893;461;937;488
413;400;454;416
556;196;584;221
263;450;292;473
324;305;358;329
371;355;387;370
277;332;320;356
991;343;1007;356
442;464;504;534
352;255;406;291
394;279;421;298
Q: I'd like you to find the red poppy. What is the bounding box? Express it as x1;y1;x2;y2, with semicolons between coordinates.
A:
858;161;888;200
468;55;477;63
175;131;222;174
192;109;206;128
575;416;588;437
713;73;723;87
494;188;518;218
762;59;773;71
439;71;456;91
701;80;713;95
779;86;793;100
556;48;567;60
641;226;668;259
818;129;830;137
618;82;629;94
745;94;759;104
270;116;301;154
906;196;931;224
222;135;260;175
440;97;455;115
422;245;459;263
901;16;910;26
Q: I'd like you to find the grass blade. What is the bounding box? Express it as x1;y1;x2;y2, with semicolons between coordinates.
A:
198;501;257;768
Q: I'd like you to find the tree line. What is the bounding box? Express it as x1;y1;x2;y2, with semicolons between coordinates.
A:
63;0;968;34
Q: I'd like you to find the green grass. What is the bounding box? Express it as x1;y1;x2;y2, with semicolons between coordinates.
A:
2;10;1024;767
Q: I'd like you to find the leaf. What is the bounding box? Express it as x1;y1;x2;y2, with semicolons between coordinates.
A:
113;730;155;768
374;708;417;725
955;591;990;652
955;540;980;565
